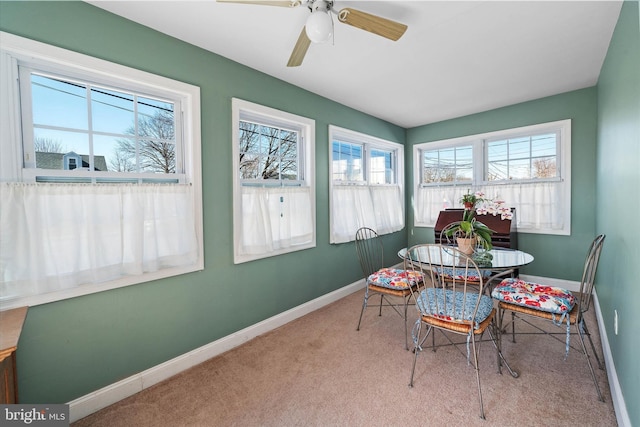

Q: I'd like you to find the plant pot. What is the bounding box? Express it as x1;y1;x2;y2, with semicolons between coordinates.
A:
456;236;477;255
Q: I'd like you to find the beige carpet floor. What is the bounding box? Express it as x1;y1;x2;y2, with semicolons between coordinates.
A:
73;290;617;426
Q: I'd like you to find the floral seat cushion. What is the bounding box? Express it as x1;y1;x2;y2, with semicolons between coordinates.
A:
368;268;423;290
436;267;491;282
416;288;493;329
491;278;575;315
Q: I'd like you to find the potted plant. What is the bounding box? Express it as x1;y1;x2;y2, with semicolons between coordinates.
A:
444;191;496;254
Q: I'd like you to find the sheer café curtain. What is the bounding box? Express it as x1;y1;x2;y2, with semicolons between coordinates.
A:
238;185;313;255
0;183;198;301
415;181;565;231
331;184;404;244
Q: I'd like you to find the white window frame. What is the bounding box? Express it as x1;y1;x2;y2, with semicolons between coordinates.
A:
232;98;316;264
0;32;204;309
329;125;405;243
413;120;571;235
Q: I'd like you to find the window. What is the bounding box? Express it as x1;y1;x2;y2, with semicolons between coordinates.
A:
66;155;78;170
422;145;473;184
0;32;203;309
239;121;300;182
18;63;182;183
413;120;571;235
370;148;394;184
486;132;558;181
329;126;404;244
232;98;315;264
332;141;363;182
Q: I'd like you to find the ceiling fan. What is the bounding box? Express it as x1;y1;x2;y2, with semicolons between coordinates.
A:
217;0;408;67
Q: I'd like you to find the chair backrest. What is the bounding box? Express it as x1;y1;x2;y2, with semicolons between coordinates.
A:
355;227;384;278
404;244;486;328
576;234;606;318
439;221;462;246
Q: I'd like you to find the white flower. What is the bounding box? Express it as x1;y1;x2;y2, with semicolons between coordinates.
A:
498;206;513;220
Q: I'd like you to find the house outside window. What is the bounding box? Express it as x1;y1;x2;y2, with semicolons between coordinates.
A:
0;32;203;309
413;119;571;235
329;125;404;244
232;98;316;264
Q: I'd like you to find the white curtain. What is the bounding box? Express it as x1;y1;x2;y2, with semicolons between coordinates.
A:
331;185;404;244
0;183;198;300
414;186;467;227
238;185;313;255
482;182;565;231
415;181;564;231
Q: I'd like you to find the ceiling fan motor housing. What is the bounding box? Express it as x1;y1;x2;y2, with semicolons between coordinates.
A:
307;0;333;13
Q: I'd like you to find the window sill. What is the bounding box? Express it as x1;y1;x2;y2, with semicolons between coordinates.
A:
0;262;204;311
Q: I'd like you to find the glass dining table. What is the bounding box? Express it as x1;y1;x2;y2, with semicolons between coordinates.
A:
397;245;534;288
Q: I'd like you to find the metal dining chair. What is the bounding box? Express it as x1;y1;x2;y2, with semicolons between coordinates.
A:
492;234;606;401
355;227;423;350
404;244;518;420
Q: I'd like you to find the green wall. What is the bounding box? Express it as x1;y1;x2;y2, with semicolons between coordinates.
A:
1;2;636;424
406;88;599;281
0;1;407;403
596;1;639;425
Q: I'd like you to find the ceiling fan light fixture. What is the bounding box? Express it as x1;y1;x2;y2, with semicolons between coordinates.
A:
305;10;333;43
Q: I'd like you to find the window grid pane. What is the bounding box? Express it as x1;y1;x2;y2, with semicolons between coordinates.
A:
29;72;177;176
370;148;394;184
422;145;473;184
332;141;363;182
239;120;300;182
486;132;557;181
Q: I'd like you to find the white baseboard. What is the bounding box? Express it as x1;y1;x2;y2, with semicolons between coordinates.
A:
593;291;631;427
68;279;366;422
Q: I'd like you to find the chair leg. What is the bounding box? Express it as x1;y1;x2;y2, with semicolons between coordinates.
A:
580;319;604;370
494;307;504;374
356;287;369;331
358;287;414;351
493;317;502;374
575;320;605;402
470;333;485;420
408;320;422;387
488;319;519;378
403;295;410;351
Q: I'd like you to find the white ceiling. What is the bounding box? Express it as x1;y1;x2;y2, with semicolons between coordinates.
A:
86;1;622;128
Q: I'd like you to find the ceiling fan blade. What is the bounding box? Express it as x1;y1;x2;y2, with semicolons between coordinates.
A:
287;27;311;67
337;8;407;41
217;0;300;7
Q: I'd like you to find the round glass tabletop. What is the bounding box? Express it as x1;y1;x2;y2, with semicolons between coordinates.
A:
398;246;534;270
